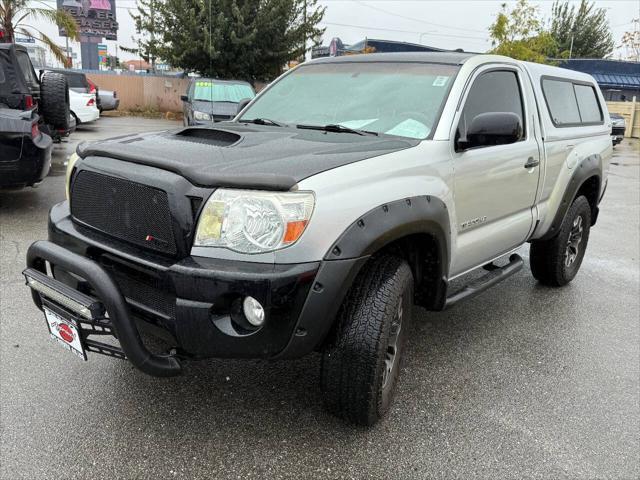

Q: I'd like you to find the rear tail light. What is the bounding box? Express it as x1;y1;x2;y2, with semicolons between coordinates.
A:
86;97;95;107
87;79;96;94
31;122;40;139
25;95;34;109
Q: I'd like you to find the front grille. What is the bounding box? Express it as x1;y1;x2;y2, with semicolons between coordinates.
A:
71;170;177;255
611;127;625;136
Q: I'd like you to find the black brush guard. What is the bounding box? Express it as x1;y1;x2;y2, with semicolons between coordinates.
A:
24;240;182;377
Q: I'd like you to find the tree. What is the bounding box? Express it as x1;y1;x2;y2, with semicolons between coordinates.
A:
156;0;325;82
121;0;164;72
619;18;640;62
550;0;614;59
0;0;79;65
489;0;556;63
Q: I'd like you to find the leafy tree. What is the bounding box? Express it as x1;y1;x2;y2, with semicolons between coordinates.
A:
550;0;614;58
121;0;164;72
156;0;325;82
0;0;79;65
489;0;556;63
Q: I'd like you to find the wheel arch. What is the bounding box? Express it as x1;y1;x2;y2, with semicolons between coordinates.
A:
324;195;451;310
537;154;602;241
274;195;452;359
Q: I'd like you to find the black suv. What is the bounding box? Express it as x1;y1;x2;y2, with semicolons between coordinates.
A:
0;43;70;188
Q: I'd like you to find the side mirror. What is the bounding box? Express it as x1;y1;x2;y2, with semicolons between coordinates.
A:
237;98;252;114
459;112;523;150
180;94;189;102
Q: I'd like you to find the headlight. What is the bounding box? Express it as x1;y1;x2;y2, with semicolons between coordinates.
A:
194;189;315;253
65;152;80;200
193;111;211;121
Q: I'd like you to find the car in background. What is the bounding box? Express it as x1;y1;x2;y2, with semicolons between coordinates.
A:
181;78;255;126
98;89;119;112
47;69;102;112
69;89;99;125
0;109;52;188
610;113;626;146
1;43;69;188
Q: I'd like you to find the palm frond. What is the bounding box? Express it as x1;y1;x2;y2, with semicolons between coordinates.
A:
18;26;68;65
20;7;79;41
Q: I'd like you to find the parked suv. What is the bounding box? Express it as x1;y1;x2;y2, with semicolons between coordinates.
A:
24;53;611;425
1;43;69;188
181;78;255;125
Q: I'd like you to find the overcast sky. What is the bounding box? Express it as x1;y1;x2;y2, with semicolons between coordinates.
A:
29;0;640;66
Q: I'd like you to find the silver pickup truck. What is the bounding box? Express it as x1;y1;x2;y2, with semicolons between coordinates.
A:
24;52;611;426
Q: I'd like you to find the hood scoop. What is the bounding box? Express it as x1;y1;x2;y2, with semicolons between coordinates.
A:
174;127;241;147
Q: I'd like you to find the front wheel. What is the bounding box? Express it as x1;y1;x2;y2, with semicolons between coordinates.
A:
321;255;413;426
530;195;592;287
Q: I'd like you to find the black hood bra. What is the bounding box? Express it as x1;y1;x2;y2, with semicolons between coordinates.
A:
77;123;419;190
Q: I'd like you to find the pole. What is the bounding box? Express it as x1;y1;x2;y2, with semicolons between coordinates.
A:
65;36;70;68
150;0;155;73
303;0;308;61
569;35;574;59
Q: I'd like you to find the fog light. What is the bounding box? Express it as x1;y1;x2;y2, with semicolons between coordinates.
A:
242;296;265;327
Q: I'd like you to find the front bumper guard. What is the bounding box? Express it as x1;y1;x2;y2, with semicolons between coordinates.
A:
24;240;182;377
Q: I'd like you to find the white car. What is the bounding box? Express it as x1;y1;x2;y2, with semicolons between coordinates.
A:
69;89;99;125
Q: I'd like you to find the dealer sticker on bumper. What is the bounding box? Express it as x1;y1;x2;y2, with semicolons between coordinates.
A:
44;307;86;360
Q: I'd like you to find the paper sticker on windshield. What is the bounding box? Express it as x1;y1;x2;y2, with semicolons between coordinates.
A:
338;119;378;129
432;76;449;87
386;119;430;139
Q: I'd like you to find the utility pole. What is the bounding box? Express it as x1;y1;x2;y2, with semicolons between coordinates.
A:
150;0;156;73
569;35;574;59
303;0;308;61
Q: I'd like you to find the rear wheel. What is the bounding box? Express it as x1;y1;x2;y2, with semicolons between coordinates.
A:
321;255;413;426
530;195;591;287
40;72;70;131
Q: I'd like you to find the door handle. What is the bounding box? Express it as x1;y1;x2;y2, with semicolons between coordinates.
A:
524;157;539;169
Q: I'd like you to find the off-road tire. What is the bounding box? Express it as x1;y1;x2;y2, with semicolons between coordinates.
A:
40;72;70;130
321;255;413;426
530;195;591;287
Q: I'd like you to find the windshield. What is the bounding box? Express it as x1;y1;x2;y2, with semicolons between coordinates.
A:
193;80;255;103
239;62;459;139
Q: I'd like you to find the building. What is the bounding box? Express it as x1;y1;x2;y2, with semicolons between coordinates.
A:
557;59;640;102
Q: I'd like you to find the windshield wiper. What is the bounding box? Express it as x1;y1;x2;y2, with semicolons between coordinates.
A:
297;124;378;136
242;118;287;127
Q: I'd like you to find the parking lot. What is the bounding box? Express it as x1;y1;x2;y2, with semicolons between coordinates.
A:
1;118;638;479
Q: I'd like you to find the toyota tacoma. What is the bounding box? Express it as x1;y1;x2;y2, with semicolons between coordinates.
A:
24;52;611;425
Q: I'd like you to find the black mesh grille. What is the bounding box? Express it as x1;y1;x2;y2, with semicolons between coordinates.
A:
71;170;177;255
110;269;176;319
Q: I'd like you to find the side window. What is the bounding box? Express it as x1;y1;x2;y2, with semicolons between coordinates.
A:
574;84;602;123
457;70;524;144
15;51;38;86
542;78;603;126
542;79;581;125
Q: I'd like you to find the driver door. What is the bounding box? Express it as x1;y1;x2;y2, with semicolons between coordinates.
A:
450;66;541;277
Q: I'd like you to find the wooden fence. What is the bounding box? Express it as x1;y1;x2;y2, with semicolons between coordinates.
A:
606;99;639;138
86;73;190;113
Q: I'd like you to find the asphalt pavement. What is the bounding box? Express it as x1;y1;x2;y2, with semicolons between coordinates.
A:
1;117;638;479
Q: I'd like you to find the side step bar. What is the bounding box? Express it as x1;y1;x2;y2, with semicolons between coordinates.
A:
445;254;523;309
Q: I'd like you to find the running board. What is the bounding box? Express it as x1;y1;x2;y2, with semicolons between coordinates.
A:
445;254;523;309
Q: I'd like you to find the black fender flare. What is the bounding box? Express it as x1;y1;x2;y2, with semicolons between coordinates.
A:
275;196;451;359
537;154;602;241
